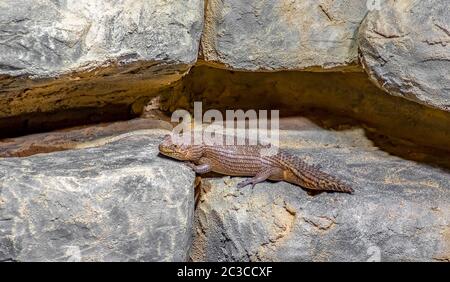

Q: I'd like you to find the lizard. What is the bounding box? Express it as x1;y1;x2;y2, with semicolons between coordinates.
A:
158;134;353;193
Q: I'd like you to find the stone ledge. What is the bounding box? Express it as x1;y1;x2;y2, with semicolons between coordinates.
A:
191;129;450;262
0;130;195;262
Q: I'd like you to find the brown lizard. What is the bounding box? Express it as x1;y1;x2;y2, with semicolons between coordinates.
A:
158;135;353;193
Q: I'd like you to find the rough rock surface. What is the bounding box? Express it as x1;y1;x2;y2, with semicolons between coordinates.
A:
0;130;195;261
0;0;204;119
0;0;203;78
191;127;450;262
200;0;369;71
359;0;450;112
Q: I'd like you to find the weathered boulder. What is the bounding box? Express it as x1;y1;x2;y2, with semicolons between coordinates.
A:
191;128;450;262
0;130;195;261
200;0;369;71
0;0;204;119
359;0;450;112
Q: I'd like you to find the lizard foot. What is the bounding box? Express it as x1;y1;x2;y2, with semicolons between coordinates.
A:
236;167;279;189
236;179;256;189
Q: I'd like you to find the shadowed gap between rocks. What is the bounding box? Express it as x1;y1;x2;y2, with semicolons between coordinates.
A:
159;65;450;171
2;65;450;172
0;61;190;138
0;104;138;139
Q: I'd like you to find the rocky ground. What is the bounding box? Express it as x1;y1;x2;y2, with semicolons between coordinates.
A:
0;116;448;262
191;124;450;262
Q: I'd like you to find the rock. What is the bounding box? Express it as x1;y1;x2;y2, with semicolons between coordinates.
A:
191;128;450;262
0;0;204;78
358;0;450;112
200;0;368;71
0;130;195;261
0;0;204;119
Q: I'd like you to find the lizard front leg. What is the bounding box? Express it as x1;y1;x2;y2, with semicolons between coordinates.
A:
236;167;284;188
185;162;211;174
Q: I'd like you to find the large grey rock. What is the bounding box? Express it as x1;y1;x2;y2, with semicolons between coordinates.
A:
191;128;450;262
0;0;204;119
0;130;195;261
359;0;450;112
0;0;203;78
200;0;369;71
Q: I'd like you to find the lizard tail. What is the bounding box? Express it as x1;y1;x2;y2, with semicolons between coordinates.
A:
278;153;354;193
305;170;354;193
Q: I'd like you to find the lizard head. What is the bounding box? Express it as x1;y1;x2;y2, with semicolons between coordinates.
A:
158;134;203;161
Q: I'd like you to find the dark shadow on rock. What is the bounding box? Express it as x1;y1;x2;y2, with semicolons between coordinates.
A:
0;104;136;139
160;65;450;173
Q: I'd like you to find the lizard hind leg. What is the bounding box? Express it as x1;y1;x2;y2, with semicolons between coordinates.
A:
236;167;284;189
